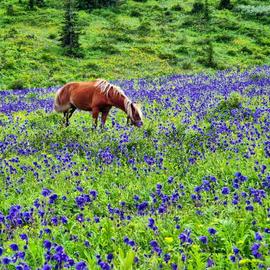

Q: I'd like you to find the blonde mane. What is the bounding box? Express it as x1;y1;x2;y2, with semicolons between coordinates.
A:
95;79;143;122
96;79;125;97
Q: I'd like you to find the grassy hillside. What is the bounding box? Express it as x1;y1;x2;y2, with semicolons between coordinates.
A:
0;0;270;90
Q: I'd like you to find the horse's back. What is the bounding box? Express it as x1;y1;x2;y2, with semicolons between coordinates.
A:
68;81;101;111
55;80;105;112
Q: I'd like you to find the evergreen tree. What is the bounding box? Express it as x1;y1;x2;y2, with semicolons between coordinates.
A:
28;0;35;9
205;39;216;68
204;0;210;21
60;0;81;57
191;1;204;14
219;0;233;10
36;0;45;7
77;0;119;10
6;5;14;16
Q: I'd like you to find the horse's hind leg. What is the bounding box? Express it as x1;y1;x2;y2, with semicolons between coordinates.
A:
92;107;100;129
63;111;69;127
68;105;76;120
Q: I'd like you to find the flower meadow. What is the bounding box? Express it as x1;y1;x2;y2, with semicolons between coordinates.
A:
1;66;270;269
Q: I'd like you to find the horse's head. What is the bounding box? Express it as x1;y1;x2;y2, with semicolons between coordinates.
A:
130;103;143;127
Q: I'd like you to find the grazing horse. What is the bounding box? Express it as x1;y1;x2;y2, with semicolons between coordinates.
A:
54;79;143;128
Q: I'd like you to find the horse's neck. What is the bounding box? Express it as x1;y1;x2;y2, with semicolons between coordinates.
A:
110;93;127;113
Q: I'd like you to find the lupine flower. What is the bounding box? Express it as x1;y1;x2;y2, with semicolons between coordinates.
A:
207;257;214;267
75;261;88;270
10;244;19;251
221;187;230;195
208;228;216;235
233;247;239;255
164;253;171;263
255;232;263;241
199;236;208;244
43;240;52;250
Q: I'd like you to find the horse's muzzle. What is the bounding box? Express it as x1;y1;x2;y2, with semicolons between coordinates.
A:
133;121;143;127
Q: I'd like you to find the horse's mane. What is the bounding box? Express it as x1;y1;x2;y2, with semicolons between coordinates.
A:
96;79;125;97
96;79;140;121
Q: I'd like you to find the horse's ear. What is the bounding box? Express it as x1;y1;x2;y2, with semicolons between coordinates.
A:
133;102;141;109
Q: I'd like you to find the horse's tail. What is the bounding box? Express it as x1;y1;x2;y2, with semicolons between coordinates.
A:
54;85;71;112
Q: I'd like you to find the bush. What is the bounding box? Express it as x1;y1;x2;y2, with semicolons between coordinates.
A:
191;1;204;13
6;5;14;16
129;10;141;17
218;92;243;112
171;4;183;11
9;79;25;90
235;5;270;17
218;0;233;10
48;33;57;39
137;21;151;34
182;60;192;70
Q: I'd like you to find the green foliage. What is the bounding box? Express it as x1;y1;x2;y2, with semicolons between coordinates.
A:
6;4;15;16
235;5;270;17
218;0;233;10
217;92;243;113
9;79;25;90
191;1;204;14
77;0;120;10
171;4;182;11
28;0;35;9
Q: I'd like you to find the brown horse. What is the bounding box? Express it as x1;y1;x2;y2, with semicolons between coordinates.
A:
54;79;143;128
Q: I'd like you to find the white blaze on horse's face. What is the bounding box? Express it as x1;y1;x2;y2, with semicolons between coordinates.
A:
131;103;143;127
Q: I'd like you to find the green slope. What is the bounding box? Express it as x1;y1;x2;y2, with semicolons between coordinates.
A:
0;0;269;90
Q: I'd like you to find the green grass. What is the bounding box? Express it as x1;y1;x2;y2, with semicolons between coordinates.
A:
0;0;269;90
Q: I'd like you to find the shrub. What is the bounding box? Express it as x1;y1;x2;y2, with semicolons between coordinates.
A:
218;0;233;10
182;60;192;70
137;21;151;34
6;5;14;16
218;92;243;112
48;33;57;39
191;1;204;13
9;79;25;90
171;4;183;11
129;10;141;17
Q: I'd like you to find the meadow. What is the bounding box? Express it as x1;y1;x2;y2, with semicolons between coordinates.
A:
1;65;270;269
0;0;270;90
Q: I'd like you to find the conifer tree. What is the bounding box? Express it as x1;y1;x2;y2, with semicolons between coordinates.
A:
219;0;232;10
60;0;81;57
77;0;119;10
28;0;35;9
204;0;210;21
36;0;45;7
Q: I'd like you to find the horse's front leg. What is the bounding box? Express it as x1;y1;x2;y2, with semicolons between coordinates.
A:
92;107;100;129
126;116;130;125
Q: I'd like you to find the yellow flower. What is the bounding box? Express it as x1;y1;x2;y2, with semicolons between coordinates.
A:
164;237;173;244
239;259;251;265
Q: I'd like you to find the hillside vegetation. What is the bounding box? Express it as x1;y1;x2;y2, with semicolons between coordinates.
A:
0;0;270;90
